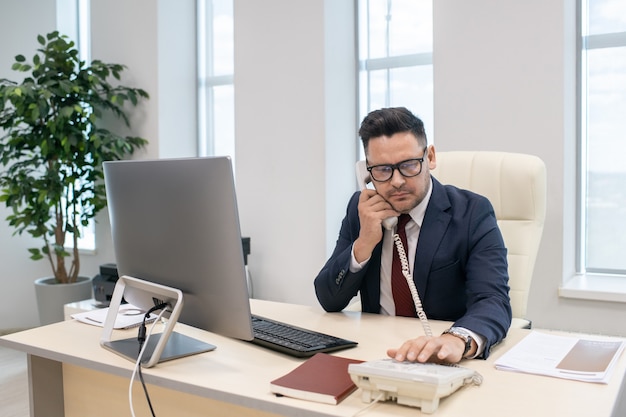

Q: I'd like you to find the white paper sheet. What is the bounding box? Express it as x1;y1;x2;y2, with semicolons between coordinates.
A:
71;304;156;329
494;331;625;383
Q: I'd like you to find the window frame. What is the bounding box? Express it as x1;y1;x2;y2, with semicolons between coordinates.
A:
560;0;626;303
577;0;626;276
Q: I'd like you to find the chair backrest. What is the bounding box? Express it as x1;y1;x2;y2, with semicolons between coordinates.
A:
430;151;546;324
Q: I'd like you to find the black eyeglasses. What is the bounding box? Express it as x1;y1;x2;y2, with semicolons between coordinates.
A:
367;147;428;182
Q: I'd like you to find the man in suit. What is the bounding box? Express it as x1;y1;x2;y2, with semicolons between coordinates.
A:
314;107;511;363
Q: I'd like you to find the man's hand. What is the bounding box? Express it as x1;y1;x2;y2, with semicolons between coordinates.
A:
353;189;398;263
386;334;476;364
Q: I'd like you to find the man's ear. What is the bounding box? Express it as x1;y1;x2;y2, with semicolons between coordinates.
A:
427;145;437;170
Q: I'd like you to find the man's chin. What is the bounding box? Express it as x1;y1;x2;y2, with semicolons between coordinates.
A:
389;200;416;214
385;192;418;212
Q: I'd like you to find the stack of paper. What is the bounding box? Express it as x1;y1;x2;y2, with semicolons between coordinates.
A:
495;331;625;383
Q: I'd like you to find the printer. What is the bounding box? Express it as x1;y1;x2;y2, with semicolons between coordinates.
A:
92;263;119;307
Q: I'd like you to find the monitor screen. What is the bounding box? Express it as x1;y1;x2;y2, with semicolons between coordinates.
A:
103;156;254;341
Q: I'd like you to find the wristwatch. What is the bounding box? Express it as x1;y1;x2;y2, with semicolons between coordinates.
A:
442;327;473;358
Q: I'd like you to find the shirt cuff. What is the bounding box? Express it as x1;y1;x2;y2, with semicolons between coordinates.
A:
349;245;370;272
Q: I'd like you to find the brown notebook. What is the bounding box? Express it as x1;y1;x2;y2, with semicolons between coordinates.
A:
270;353;364;405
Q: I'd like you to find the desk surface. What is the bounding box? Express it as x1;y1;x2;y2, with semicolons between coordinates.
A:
2;299;625;417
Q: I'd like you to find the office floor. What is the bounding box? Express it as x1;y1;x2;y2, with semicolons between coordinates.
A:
0;330;29;417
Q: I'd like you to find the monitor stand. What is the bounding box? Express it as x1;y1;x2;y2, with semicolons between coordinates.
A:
100;276;216;367
102;332;215;364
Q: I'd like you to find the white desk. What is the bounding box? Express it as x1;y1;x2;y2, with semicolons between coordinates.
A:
1;299;625;417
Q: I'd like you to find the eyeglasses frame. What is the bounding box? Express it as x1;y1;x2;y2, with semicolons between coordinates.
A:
366;146;429;182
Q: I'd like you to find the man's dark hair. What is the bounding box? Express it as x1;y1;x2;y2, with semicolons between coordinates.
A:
358;107;427;154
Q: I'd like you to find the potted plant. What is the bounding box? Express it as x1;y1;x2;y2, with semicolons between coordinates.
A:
0;31;149;324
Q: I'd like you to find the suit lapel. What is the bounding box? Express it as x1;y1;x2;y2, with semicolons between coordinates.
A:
413;179;451;297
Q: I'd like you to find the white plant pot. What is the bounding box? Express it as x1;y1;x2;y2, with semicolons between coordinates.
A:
34;276;93;325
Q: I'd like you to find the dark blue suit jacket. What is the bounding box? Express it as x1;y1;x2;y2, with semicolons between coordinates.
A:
314;177;512;357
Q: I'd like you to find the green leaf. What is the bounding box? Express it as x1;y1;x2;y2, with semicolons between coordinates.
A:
128;90;137;105
28;248;43;260
15;55;26;63
60;106;74;118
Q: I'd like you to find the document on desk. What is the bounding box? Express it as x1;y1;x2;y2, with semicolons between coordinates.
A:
495;331;625;383
71;304;156;329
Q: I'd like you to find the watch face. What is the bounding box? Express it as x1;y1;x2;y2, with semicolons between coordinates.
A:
449;327;470;340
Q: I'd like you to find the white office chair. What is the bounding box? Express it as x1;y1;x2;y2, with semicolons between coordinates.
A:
431;151;547;329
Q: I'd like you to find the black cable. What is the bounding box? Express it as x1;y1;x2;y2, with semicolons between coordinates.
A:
145;302;170;317
137;361;156;417
135;302;169;417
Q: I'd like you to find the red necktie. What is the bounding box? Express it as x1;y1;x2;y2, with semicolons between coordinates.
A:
391;214;416;317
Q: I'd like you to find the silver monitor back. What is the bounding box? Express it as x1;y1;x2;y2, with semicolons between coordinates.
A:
103;156;254;341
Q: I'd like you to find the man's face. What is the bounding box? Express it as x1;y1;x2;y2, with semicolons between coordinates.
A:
365;132;436;214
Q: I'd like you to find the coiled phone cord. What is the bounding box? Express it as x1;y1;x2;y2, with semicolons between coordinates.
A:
392;232;432;337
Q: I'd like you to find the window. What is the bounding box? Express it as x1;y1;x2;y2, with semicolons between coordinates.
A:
357;0;433;156
580;0;626;274
197;0;235;163
58;0;95;251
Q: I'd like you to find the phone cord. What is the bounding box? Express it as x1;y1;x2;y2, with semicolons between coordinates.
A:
393;232;483;386
392;233;432;337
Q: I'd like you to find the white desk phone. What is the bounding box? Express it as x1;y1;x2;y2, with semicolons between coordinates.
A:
348;161;481;414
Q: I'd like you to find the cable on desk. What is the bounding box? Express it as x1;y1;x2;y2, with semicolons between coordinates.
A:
129;304;170;417
351;392;385;417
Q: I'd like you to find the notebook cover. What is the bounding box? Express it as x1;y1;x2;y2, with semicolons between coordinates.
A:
270;353;363;405
556;339;623;373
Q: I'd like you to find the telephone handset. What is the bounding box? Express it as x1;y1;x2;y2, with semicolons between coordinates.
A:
355;160;397;230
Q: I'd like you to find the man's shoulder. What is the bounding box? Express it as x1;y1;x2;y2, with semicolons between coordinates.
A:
348;190;361;208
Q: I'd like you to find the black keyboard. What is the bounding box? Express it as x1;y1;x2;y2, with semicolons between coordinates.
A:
250;315;358;357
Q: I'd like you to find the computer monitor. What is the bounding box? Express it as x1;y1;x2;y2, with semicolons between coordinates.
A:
103;156;254;343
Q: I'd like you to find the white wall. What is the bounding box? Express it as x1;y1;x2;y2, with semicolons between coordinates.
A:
233;0;357;306
0;0;68;328
1;0;624;336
